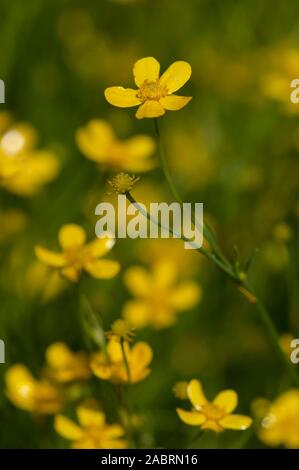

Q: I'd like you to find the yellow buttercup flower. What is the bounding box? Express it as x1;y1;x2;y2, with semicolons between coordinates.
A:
76;119;156;172
55;402;127;449
91;337;152;384
258;390;299;448
35;224;120;282
5;364;64;415
0;113;59;196
105;56;192;119
177;379;252;433
123;259;201;329
44;343;91;383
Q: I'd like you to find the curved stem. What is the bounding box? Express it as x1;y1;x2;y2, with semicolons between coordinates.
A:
153;118;231;266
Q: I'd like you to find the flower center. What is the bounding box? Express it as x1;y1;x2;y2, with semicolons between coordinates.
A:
203;403;225;421
137;80;168;101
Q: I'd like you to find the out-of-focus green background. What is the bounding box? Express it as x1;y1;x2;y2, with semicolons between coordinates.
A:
1;0;299;449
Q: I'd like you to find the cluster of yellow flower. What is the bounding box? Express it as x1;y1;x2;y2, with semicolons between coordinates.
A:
3;56;299;450
5;334;151;448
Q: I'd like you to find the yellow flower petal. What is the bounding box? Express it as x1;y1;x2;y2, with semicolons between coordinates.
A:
136;100;165;119
76;120;114;162
90;354;112;380
125;135;155;158
160;95;192;110
153;260;177;289
46;343;73;368
130;342;153;368
160;61;192;93
219;414;252;431
105;87;141;108
54;415;83;441
213;390;238;414
61;266;81;282
85;237;115;258
77;405;105;428
177;408;206;426
169;282;201;310
133;57;160;87
35;245;66;267
123;266;152;296
123;300;151;329
107;338;124;362
59;224;86;250
188;379;207;409
5;365;36;412
201;420;223;433
84;259;120;279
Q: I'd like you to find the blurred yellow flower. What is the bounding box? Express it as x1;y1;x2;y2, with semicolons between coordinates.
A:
91;337;152;384
76;119;156;172
177;379;252;433
105;56;192;119
54;402;127;448
35;224;120;282
173;381;189;400
44;343;91;383
0;113;59;196
258;390;299;448
5;364;63;415
123;260;201;329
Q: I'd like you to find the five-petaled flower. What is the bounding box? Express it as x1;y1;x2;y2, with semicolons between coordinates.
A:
90;337;153;384
5;364;64;415
35;224;120;282
54;402;127;449
123;260;201;329
76;119;156;172
105;57;192;119
177;379;252;432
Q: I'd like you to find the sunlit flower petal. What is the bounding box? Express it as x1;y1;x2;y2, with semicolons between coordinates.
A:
105;87;140;107
123;266;152;296
176;408;206;426
35;246;66;267
77;406;106;428
84;259;120;279
85;237;115;258
219;414;253;430
136;100;165;119
160;95;192;110
213;390;238;414
159;61;192;93
133;57;160;87
169;282;201;310
123;300;152;328
188;379;207;409
76;120;115;162
54;415;84;440
59;224;86;249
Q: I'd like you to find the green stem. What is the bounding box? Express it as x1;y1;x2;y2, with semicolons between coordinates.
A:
120;338;131;383
152;117;299;385
154;118;231;266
